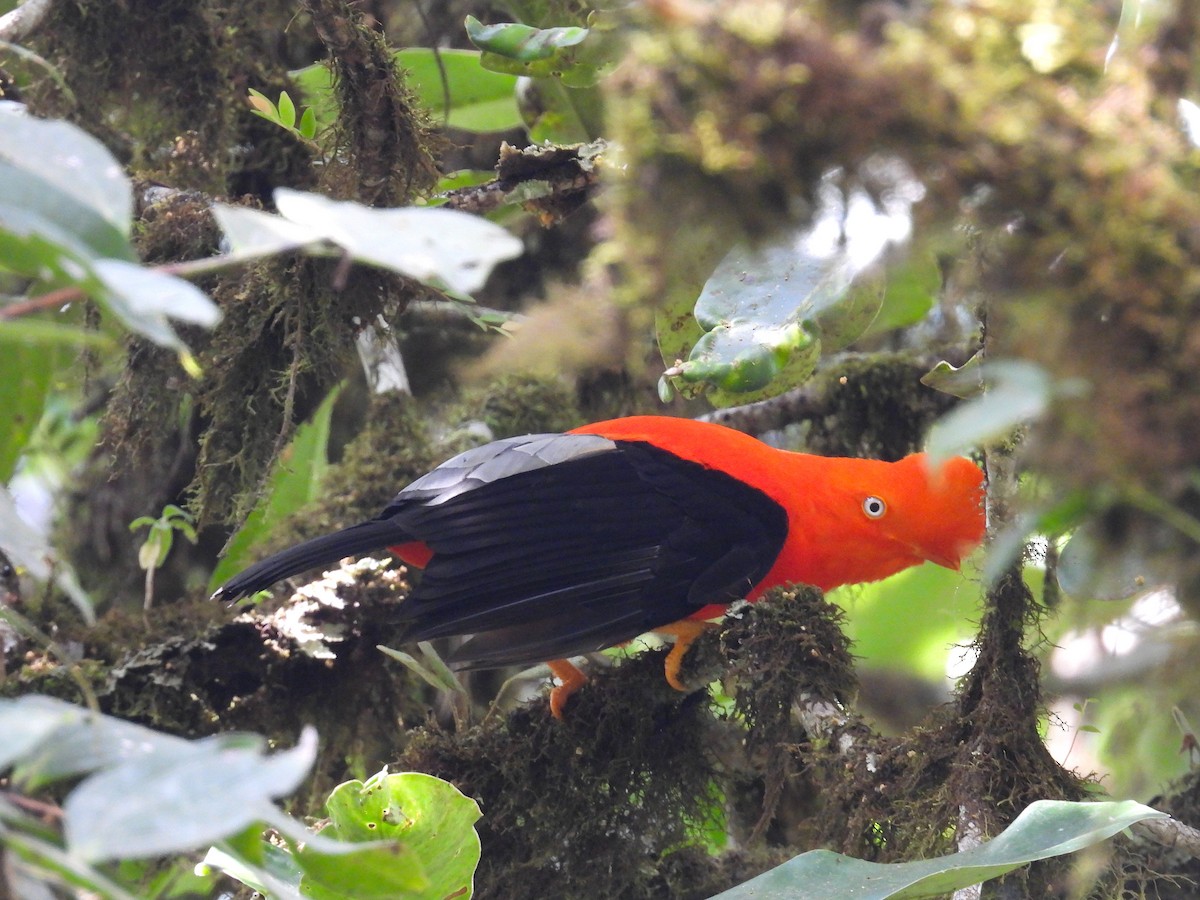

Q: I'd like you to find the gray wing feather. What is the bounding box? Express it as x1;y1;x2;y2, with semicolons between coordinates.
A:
395;433;616;507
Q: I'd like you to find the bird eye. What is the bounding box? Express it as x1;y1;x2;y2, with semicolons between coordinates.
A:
862;496;886;519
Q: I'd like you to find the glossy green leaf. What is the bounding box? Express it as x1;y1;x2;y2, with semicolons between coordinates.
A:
665;229;882;403
524;77;595;142
298;105;317;140
218;192;528;292
210;202;318;261
714;800;1164;900
661;180;923;403
0;200;110;284
208;384;343;592
314;769;482;900
465;16;615;88
465;17;587;62
204;836;304;897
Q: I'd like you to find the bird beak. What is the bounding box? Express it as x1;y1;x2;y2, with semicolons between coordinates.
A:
923;548;963;572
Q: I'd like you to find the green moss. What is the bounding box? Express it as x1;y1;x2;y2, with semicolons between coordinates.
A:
471;373;585;439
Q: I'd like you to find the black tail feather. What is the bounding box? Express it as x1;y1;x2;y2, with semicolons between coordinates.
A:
211;518;413;602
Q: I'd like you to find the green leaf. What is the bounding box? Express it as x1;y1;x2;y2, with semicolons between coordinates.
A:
318;770;482;900
836;564;982;681
465;16;615;88
0;318;118;350
0;336;58;481
209;384;343;592
298;105;317;140
293;48;522;137
288;63;340;135
397;48;521;132
0;101;133;255
665;227;882;403
204;838;304;898
277;90;297;129
298;841;429;899
64;727;317;862
378;641;465;695
210;202;319;261
921;354;983;399
465;17;587;61
0;201;113;286
713;800;1165;900
864;251;940;336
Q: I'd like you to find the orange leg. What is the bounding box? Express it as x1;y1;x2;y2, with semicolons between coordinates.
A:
546;659;588;719
655;620;717;691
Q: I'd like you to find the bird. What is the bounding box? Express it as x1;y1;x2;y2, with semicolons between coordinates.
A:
213;415;986;717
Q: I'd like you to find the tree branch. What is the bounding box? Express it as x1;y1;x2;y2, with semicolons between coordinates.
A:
0;0;55;43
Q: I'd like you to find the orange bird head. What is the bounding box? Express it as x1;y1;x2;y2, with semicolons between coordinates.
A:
790;452;987;590
886;453;988;571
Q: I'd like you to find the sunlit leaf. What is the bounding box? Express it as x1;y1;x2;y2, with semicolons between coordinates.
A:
864;251;940;336
298;105;317;140
211;203;320;261
247;88;275;117
297;842;428;899
64;728;317;862
660;177;920;404
714;800;1164;899
926;360;1085;462
91;259;221;351
272;188;523;293
0;101;133;249
0;486;92;621
4;697;187;787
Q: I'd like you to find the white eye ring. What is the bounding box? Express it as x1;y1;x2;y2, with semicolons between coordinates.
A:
863;496;887;519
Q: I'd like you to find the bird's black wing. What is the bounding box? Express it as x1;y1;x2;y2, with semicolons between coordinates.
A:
393;438;789;668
